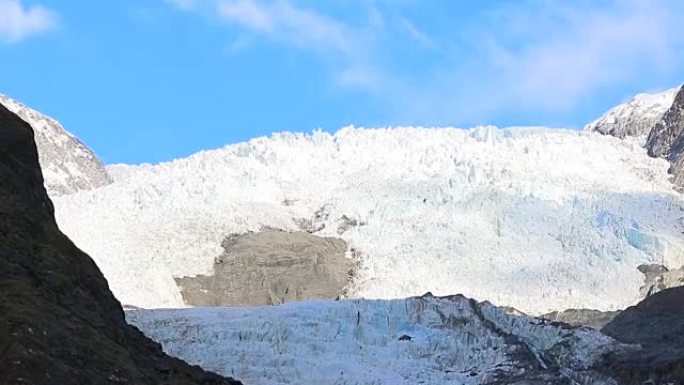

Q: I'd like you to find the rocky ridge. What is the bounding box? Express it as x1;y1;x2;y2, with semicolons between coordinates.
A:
646;86;684;189
0;94;112;196
584;87;679;138
586;84;684;190
540;309;621;330
0;103;241;385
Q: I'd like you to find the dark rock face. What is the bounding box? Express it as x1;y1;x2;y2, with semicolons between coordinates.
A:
598;287;684;384
647;86;684;189
176;230;354;306
540;309;621;330
0;104;241;385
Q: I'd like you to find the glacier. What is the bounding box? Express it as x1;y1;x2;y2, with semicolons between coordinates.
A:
52;125;684;314
126;294;621;385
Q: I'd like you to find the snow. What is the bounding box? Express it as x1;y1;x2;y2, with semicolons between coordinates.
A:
126;294;619;385
0;93;112;195
51;126;684;314
584;86;680;138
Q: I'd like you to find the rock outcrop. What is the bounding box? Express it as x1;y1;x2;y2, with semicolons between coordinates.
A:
0;103;241;385
176;230;354;306
638;263;684;298
0;94;112;196
646;86;684;189
599;287;684;384
540;309;621;330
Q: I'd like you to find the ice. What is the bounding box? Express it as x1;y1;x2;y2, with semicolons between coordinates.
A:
126;295;619;385
52;126;684;313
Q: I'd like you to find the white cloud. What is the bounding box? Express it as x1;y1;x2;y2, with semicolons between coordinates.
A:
167;0;684;125
388;0;684;124
171;0;359;54
336;64;384;91
398;17;437;50
168;0;379;91
0;0;57;43
481;0;684;110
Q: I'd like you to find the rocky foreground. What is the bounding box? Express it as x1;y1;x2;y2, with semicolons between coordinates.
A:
0;103;240;385
600;286;684;383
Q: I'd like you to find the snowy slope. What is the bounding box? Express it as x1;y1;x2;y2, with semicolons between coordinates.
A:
127;294;620;385
584;87;680;138
0;94;111;195
52;126;684;313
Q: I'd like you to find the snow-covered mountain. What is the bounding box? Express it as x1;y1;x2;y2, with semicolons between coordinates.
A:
0;94;111;195
127;293;621;384
585;85;684;190
7;89;684;384
584;86;680;138
51;126;684;313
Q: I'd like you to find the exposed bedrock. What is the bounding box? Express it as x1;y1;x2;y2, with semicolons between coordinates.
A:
540;309;621;330
176;230;355;306
637;263;684;298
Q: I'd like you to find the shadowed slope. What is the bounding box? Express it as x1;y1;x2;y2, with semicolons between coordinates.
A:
599;286;684;384
0;104;242;385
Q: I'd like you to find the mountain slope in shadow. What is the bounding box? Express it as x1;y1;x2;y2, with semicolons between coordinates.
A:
0;103;242;385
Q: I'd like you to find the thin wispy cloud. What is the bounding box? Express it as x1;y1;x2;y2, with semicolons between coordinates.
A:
169;0;362;54
166;0;684;126
0;0;58;43
477;0;684;111
167;0;385;92
387;0;684;125
398;17;437;50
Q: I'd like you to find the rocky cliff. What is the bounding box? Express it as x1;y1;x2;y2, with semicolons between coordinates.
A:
0;94;112;196
646;86;684;189
0;103;241;385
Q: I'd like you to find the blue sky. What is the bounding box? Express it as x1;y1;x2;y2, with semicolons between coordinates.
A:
1;0;683;164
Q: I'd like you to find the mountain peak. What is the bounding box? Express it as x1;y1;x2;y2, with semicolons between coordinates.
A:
584;86;680;138
0;94;112;196
0;101;241;385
